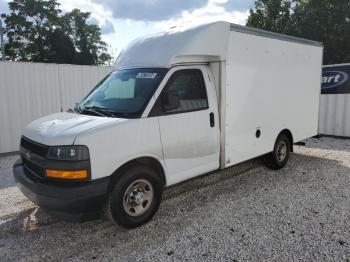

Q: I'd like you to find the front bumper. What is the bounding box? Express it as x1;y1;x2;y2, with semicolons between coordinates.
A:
13;160;110;222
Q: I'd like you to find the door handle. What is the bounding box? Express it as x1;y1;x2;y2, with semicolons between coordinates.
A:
209;112;215;127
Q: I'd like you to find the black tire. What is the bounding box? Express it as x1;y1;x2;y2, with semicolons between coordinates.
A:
105;166;163;228
264;134;291;170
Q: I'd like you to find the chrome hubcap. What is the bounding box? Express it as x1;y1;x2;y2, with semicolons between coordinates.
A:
123;179;153;217
277;140;287;162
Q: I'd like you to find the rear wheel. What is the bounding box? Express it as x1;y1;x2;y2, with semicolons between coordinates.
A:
264;134;291;170
106;166;163;228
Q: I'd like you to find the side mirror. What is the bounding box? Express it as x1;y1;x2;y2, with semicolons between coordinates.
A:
162;90;180;111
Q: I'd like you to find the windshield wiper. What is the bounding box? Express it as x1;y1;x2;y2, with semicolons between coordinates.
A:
84;109;106;117
82;106;116;117
76;105;134;118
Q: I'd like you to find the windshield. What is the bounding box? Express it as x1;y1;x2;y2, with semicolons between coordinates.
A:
79;68;168;118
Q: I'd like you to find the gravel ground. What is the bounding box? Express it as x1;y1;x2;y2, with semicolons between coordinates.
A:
0;137;350;261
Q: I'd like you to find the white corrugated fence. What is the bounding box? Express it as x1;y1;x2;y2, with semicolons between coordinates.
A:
0;61;113;154
318;64;350;137
319;94;350;137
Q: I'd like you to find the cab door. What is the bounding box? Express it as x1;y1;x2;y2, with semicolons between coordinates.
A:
148;65;220;185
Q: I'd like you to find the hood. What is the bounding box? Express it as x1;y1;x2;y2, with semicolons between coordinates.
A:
22;112;127;146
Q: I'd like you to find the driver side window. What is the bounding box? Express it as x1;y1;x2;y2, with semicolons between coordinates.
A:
150;69;209;116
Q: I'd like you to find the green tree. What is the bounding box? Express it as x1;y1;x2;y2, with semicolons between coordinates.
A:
48;29;76;63
247;0;350;64
247;0;293;34
1;0;113;65
2;0;61;62
62;9;112;65
292;0;350;64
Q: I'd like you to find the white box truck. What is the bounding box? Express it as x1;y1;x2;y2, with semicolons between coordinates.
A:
14;22;323;228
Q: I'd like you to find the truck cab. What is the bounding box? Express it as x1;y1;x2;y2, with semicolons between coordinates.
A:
14;64;221;226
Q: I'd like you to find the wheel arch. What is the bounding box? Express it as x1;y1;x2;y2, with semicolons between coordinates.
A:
278;129;294;152
108;157;167;192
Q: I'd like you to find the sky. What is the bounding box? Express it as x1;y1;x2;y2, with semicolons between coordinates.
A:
0;0;255;57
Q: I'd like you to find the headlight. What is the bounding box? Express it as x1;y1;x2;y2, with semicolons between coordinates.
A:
47;145;89;161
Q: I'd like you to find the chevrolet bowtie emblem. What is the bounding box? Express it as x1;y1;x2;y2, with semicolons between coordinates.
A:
24;151;32;160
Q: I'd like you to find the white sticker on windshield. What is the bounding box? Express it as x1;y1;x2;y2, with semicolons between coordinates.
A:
136;72;157;79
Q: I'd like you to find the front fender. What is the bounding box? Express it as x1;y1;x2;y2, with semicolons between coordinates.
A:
74;117;165;180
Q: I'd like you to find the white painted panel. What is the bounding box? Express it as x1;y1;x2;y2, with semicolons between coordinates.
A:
0;62;112;153
318;95;327;134
335;95;345;136
326;95;336;134
224;30;322;167
319;94;350;137
345;95;350;136
0;62;61;153
59;64;112;111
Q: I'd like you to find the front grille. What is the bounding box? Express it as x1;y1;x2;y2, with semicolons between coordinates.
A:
20;137;48;157
20;136;48;179
22;157;45;178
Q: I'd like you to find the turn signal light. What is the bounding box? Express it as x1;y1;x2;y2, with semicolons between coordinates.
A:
46;169;88;179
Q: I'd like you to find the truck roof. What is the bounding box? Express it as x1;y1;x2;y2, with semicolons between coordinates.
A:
115;21;322;69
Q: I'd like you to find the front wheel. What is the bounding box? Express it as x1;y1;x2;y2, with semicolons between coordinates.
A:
264;134;291;170
105;166;163;228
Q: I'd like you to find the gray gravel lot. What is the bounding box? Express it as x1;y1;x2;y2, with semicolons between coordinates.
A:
0;137;350;261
